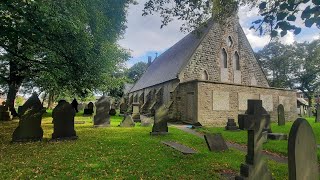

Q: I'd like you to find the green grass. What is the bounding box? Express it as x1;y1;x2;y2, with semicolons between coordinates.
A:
0;113;290;179
197;117;320;161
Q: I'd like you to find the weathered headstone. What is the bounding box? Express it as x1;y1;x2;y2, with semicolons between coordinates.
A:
204;133;228;151
0;105;12;121
132;103;140;122
308;107;312;117
267;133;287;140
150;105;168;135
71;98;79;113
162;141;197;154
109;104;116;116
315;105;320;123
93;96;110;127
78;103;85;112
225;118;238;131
300;106;305;116
119;115;135;127
140;115;153;127
236;100;272;180
119;103;127;115
83;102;94;116
288;118;319;180
12;93;44;142
277;104;285;126
52;100;77;140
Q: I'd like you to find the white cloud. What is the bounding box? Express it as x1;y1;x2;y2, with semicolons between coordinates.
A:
243;28;270;49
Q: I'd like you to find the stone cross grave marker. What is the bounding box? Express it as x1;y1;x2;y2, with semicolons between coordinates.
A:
277;104;285;126
315;105;320;123
150;105;168;135
204;133;228;151
236;100;272;180
52;100;77;140
93;96;110;127
288;118;319;180
119;115;135;127
12;93;44;142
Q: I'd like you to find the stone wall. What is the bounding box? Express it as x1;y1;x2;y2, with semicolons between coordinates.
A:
179;16;269;87
189;81;297;126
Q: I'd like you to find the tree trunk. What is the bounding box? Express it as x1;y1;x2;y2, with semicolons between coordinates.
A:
6;80;23;117
42;92;47;106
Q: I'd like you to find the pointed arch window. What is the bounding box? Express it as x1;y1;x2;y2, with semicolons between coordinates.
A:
221;48;228;68
233;51;240;70
201;70;209;80
227;36;233;47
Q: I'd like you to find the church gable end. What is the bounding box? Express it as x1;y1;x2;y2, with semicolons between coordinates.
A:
179;16;269;88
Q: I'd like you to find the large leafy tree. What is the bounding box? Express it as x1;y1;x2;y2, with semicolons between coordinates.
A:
256;39;320;106
142;0;319;36
0;0;132;115
126;62;148;83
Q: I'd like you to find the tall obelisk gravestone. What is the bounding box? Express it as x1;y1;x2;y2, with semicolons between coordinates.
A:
236;100;272;180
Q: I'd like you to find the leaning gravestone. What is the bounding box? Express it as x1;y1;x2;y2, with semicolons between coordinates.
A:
288;118;319;180
236;100;272;180
150;105;168;135
315;105;320;123
83;102;94;116
119;115;135;127
204;133;228;151
71;98;79;113
93;96;110;127
0;105;12;121
52;100;77;140
277;104;285;126
225;118;238;131
109;104;116;116
12;93;44;142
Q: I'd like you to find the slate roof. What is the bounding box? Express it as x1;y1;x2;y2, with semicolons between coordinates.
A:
130;20;214;92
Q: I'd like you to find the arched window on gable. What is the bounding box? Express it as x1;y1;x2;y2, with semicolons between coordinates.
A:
221;48;227;68
233;51;240;70
227;36;233;47
201;70;209;80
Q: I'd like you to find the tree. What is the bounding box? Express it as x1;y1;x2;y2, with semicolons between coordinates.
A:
0;0;132;115
256;39;320;107
126;62;148;83
142;0;319;36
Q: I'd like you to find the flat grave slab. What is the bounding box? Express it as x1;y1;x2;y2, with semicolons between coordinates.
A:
268;133;288;140
162;141;197;154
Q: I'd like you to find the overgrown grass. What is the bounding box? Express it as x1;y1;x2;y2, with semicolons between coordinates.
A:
0;113;289;179
197;117;320;161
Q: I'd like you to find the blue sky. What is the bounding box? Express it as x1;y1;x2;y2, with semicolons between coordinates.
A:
118;1;320;67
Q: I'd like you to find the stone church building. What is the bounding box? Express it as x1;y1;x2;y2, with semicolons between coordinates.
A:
127;16;297;126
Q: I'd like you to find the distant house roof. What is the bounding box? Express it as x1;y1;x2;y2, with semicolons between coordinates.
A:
130;20;214;92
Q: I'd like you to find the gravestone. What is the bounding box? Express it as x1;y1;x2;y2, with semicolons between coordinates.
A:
288;118;319;180
132;103;140;122
0;105;12;121
308;107;312;117
93;96;110;127
300;106;305;116
119;115;135;127
83;102;94;116
162;141;197;154
150;105;168;135
315;105;320;123
204;133;228;151
109;104;116;116
225;118;238;131
71;98;79;113
140;115;153;127
267;133;287;140
119;103;127;114
239;108;271;133
277;104;285;126
52;100;77;140
12;93;44;142
78;103;85;112
236;100;272;180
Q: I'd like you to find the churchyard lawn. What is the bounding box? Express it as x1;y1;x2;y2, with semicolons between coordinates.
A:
0;112;290;179
198;117;320;163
